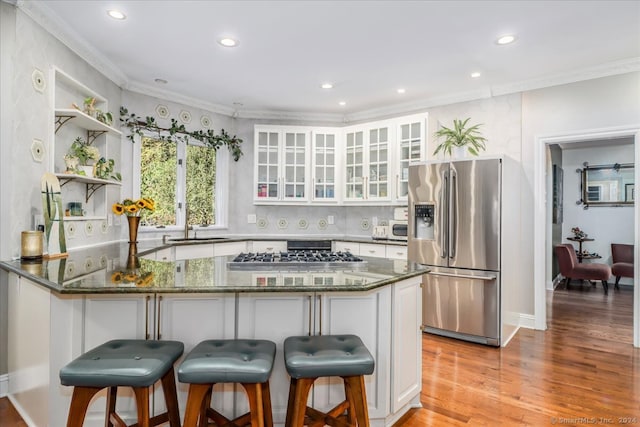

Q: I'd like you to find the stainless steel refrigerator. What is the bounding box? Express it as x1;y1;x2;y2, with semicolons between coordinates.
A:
408;158;501;346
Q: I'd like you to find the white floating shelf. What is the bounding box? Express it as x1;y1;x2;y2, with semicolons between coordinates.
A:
54;108;122;136
55;173;122;186
63;216;106;222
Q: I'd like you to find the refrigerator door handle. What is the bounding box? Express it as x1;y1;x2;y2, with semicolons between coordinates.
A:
428;271;497;281
449;169;457;259
440;170;448;259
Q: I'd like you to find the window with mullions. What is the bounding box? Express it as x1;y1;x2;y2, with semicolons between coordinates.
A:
140;137;216;227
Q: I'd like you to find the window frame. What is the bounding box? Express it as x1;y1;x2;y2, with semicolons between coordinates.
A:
132;133;229;232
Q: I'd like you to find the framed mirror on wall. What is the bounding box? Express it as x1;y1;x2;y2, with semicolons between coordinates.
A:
577;162;634;209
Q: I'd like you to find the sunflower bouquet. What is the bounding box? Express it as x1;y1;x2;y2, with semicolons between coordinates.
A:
111;270;154;287
112;198;155;217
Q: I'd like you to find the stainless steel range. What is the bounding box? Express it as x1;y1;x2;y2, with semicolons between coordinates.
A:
228;240;365;270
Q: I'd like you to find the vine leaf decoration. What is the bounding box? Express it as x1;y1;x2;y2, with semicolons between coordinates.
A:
119;106;243;161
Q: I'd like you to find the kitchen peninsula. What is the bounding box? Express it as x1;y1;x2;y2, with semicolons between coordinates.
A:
1;239;425;427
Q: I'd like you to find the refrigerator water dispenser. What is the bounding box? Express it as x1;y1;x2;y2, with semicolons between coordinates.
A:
414;204;434;240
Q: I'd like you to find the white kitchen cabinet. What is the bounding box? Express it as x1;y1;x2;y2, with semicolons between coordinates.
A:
315;289;392;419
385;244;408;260
391;277;422;413
311;129;339;202
236;293;313;423
343;122;392;203
254;126;310;203
359;242;387;258
333;241;360;255
174;243;214;260
213;241;248;256
52;68;122;220
395;114;428;202
250;240;287;253
156;293;236;417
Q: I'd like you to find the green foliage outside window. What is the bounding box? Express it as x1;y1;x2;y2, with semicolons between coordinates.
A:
140;138;177;226
140;137;217;227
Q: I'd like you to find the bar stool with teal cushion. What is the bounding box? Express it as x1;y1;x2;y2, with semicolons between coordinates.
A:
178;339;276;427
283;334;375;427
59;339;184;427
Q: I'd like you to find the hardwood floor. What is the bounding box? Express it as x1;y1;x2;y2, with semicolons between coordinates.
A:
2;286;638;426
398;285;639;426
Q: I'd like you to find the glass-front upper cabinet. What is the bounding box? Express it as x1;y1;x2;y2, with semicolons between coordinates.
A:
255;130;280;200
312;130;338;202
368;126;389;200
395;113;428;201
344;123;392;202
344;130;365;200
255;126;309;203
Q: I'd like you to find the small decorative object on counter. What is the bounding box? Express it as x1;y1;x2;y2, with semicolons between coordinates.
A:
112;197;155;243
110;243;154;287
21;230;43;259
571;227;587;239
40;172;67;258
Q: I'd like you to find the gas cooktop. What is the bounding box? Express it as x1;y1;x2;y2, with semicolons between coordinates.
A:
228;240;366;270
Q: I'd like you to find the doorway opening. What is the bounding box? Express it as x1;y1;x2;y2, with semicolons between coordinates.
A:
533;126;640;347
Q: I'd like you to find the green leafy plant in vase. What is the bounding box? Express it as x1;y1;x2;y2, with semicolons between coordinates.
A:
433;118;487;157
94;157;122;181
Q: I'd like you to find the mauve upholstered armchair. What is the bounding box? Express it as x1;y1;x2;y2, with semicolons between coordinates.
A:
555;243;611;294
611;243;634;289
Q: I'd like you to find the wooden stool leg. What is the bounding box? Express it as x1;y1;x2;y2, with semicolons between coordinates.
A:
241;383;264;427
160;367;181;427
105;386;117;427
67;386;103;427
132;386;151;427
183;384;213;427
286;377;314;427
200;386;213;427
344;376;370;427
342;377;357;425
261;381;274;427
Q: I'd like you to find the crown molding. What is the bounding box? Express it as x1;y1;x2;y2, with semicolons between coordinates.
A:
125;80;237;117
234;109;345;123
490;57;640;96
16;0;128;86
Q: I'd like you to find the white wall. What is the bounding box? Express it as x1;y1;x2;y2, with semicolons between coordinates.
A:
561;143;635;284
522;72;640;314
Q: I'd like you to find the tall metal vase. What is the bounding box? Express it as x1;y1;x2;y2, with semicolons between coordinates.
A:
127;216;141;243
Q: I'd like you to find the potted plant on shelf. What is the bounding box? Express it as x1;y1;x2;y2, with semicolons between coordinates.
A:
433;118;487;157
94;157;121;181
68;137;100;176
72;96;113;126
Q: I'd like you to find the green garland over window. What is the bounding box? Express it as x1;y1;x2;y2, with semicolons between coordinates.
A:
119;106;243;161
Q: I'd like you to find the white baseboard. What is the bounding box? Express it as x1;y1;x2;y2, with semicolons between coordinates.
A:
0;374;7;397
519;313;536;329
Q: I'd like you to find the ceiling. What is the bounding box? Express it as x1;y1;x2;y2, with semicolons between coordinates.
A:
22;0;640;120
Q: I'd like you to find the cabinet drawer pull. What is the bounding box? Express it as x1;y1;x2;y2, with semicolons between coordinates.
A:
156;295;163;339
144;295;150;340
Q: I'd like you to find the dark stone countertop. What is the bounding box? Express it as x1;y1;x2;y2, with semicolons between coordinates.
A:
0;241;425;295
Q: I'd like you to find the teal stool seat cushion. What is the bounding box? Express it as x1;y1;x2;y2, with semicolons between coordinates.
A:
284;335;374;379
178;339;276;384
60;339;184;388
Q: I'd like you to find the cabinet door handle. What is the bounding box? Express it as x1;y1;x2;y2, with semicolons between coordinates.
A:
396;174;400;198
308;295;313;336
156;295;163;340
145;295;151;340
317;295;323;336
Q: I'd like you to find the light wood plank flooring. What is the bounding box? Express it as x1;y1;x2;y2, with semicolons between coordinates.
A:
1;286;638;426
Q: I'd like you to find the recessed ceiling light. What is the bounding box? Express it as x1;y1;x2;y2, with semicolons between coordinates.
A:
107;10;126;20
321;83;334;89
496;34;516;45
397;88;406;94
154;78;168;84
470;72;481;78
218;38;238;47
339;101;346;106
